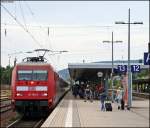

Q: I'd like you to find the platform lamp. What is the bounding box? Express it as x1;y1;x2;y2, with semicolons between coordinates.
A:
115;8;143;108
102;31;123;102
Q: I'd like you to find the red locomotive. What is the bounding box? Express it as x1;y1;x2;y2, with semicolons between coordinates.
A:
11;50;68;117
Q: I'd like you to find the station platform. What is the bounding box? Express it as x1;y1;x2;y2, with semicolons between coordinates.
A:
41;91;149;127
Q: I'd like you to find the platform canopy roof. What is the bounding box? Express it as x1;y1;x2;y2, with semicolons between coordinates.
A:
68;63;149;82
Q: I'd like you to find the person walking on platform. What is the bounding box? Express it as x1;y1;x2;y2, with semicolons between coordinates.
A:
116;87;124;110
78;83;85;99
72;83;79;98
84;84;92;102
96;84;104;99
89;84;94;102
100;89;106;111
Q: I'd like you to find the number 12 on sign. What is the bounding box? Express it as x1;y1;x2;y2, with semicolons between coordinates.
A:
131;65;140;72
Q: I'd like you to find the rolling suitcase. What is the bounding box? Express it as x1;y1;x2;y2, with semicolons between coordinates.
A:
105;101;112;111
121;99;124;110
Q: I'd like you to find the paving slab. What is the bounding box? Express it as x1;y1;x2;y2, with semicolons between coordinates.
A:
41;91;149;127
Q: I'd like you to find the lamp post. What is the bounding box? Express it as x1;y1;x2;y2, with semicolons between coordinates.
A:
115;8;143;108
103;31;123;102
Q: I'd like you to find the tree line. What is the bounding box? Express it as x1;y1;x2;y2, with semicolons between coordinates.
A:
0;65;13;85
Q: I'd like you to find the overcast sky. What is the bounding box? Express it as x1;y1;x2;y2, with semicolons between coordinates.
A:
1;1;149;71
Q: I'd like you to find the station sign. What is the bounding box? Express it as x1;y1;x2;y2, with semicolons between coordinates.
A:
144;52;150;65
131;65;140;72
117;65;140;73
117;65;127;72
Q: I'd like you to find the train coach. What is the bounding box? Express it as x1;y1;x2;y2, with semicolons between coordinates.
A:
11;56;68;117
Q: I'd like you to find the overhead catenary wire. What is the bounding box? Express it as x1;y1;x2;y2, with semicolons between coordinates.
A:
2;3;57;68
24;1;48;38
23;1;54;51
19;1;27;30
24;1;34;16
1;23;148;31
14;1;16;18
1;4;43;48
23;1;57;67
47;53;58;70
1;23;112;29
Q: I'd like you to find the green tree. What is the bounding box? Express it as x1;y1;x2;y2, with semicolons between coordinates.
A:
133;69;149;79
0;65;13;85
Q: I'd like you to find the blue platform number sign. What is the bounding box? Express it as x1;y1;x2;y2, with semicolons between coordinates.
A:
131;65;140;72
144;52;150;65
117;65;127;72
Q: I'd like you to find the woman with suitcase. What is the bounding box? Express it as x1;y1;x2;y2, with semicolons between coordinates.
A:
100;89;106;111
116;87;124;110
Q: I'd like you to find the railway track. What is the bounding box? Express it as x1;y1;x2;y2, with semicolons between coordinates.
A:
6;89;70;128
0;98;12;113
0;104;12;113
7;117;44;128
132;92;149;99
0;89;12;114
108;89;149;99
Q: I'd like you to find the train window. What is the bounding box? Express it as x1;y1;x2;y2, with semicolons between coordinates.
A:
32;70;48;81
18;70;32;80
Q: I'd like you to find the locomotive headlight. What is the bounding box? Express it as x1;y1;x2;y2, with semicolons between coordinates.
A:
30;81;34;85
42;93;48;96
16;93;23;96
11;99;15;103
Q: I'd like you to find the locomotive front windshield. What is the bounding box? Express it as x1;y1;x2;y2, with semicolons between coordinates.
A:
18;70;48;81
